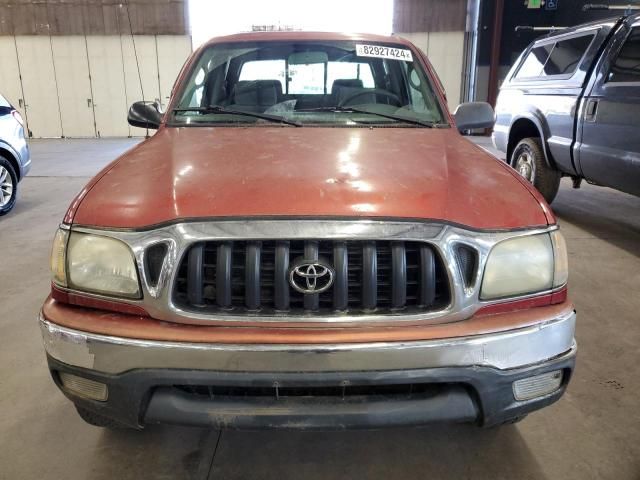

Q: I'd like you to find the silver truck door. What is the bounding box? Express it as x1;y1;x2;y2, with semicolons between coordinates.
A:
577;19;640;197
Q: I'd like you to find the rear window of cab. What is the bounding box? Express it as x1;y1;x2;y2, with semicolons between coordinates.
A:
238;59;376;94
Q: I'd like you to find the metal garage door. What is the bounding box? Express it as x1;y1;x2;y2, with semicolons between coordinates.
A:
50;36;96;137
85;36;130;137
14;36;63;137
121;35;161;137
0;38;28;132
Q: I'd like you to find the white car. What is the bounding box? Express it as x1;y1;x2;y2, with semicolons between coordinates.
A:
0;93;30;216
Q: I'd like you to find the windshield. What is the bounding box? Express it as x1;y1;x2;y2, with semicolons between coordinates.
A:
171;40;447;127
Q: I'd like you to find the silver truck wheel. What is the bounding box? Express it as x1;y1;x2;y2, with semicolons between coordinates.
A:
514;151;535;182
511;138;561;204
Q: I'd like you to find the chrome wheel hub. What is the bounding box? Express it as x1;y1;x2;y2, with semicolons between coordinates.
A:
0;166;14;207
514;152;535;182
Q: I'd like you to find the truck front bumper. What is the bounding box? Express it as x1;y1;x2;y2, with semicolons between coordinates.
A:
40;308;576;429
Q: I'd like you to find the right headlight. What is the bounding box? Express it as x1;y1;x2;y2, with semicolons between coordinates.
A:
480;230;568;300
50;228;141;299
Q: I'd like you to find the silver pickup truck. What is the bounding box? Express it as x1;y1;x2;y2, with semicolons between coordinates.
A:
493;13;640;204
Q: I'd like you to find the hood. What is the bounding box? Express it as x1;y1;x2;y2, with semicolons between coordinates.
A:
69;127;551;230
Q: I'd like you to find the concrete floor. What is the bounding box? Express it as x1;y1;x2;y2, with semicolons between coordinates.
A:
1;137;639;479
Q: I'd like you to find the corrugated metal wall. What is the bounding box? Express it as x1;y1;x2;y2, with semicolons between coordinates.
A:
0;0;191;137
0;0;189;36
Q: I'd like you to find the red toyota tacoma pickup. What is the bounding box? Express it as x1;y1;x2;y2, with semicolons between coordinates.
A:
41;32;575;429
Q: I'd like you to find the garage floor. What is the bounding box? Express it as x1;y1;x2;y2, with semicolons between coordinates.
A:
1;137;639;479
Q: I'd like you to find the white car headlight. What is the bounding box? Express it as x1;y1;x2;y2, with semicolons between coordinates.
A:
50;229;141;298
481;231;567;300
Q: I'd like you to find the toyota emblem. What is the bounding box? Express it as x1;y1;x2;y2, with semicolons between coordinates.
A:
289;259;335;294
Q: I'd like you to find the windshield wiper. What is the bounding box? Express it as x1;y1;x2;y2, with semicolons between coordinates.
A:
172;105;302;127
296;106;444;128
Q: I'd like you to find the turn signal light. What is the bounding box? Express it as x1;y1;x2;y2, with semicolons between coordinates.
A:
513;370;563;401
59;372;108;401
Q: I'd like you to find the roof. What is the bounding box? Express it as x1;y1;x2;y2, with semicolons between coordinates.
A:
202;31;412;48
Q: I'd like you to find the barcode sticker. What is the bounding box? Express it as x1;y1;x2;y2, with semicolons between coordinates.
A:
356;44;413;62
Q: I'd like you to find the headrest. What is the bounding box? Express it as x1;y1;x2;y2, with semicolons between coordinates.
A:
233;80;283;106
331;79;364;95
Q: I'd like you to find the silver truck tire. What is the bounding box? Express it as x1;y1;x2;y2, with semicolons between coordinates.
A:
511;138;561;204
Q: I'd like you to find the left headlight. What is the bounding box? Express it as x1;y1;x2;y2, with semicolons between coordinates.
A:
50;229;141;298
480;231;567;300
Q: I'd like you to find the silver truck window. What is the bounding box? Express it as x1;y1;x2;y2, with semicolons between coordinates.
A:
515;33;594;80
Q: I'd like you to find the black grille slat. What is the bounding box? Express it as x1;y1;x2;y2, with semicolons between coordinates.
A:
187;244;204;306
391;242;407;309
274;241;290;311
362;242;377;311
216;242;232;308
174;239;451;316
245;242;261;310
333;242;348;311
419;245;436;307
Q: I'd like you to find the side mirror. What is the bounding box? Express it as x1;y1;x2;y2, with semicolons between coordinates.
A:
453;102;495;133
128;101;162;129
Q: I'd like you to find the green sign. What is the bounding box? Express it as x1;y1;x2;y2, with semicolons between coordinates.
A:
528;0;542;8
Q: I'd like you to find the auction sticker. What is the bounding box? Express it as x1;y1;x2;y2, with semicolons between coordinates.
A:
356;44;413;62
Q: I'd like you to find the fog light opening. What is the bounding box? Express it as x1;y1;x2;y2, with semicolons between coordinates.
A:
513;370;563;401
59;372;108;402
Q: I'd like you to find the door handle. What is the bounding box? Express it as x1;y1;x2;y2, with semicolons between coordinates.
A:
18;98;24;108
585;99;599;122
87;98;93;108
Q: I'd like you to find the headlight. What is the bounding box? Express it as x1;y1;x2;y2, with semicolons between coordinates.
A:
50;228;141;298
480;231;567;300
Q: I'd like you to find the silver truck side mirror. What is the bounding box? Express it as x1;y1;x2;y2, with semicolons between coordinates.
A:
454;102;495;133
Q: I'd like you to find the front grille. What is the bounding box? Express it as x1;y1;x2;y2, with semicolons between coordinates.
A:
173;240;450;316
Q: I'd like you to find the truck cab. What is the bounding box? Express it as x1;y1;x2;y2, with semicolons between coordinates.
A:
493;13;640;203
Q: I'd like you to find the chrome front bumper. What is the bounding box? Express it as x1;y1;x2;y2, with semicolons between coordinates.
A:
40;309;576;375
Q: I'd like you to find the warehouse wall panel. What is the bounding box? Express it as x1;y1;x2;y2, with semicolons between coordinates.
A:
425;31;465;110
86;36;130;137
0;37;27;126
121;35;161;136
155;35;192;110
392;0;468;112
14;36;62;137
397;31;465;110
4;33;191;138
51;36;96;137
